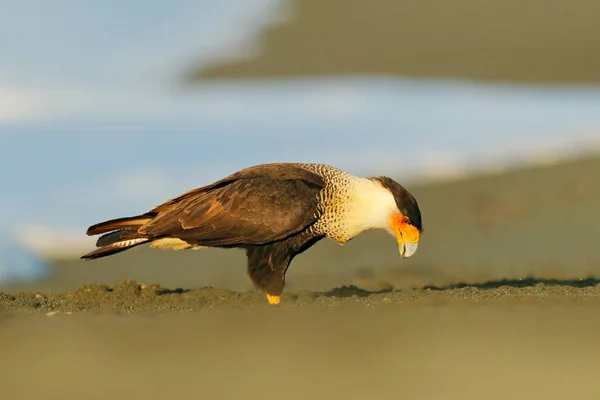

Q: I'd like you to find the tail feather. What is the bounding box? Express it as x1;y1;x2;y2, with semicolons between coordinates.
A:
81;238;149;260
86;214;153;236
95;228;142;247
82;214;155;260
83;212;203;260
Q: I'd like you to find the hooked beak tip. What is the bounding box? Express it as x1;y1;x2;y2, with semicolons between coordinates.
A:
399;241;419;258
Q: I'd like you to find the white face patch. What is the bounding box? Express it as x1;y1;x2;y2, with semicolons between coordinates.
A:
344;177;399;234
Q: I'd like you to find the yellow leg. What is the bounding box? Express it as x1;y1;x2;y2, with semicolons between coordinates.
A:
266;293;280;305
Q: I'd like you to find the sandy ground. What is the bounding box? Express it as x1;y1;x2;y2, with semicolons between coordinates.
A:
2;280;600;400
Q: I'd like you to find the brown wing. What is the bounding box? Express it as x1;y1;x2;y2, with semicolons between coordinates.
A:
149;163;324;214
138;164;324;247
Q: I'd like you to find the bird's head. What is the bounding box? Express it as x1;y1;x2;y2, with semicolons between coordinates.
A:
369;176;423;258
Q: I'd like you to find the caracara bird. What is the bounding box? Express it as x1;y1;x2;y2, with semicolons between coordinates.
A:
82;163;423;304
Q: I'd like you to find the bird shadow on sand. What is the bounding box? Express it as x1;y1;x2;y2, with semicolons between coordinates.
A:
424;277;600;290
318;277;600;298
146;277;600;299
154;288;191;295
317;286;394;298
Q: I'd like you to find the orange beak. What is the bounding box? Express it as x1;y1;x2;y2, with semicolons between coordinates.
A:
389;213;421;258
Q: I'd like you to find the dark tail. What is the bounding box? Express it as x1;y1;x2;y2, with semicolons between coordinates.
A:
81;214;154;260
85;214;154;236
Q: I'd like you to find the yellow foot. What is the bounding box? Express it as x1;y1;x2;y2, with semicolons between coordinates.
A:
266;294;280;305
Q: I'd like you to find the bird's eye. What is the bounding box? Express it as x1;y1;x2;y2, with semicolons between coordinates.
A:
402;217;410;225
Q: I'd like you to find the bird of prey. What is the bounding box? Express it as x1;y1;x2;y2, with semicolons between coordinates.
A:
82;163;423;305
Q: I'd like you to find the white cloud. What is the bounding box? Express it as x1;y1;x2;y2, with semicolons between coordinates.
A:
13;223;96;260
0;231;50;283
0;82;49;123
417;150;469;182
516;131;600;166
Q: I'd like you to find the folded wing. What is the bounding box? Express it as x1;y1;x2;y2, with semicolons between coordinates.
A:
139;165;324;247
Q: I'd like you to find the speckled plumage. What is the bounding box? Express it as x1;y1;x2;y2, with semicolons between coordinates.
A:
287;163;357;241
81;162;422;301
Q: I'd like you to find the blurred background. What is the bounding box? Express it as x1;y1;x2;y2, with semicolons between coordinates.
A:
2;0;600;293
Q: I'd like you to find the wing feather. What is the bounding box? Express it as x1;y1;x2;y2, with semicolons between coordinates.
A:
138;164;323;246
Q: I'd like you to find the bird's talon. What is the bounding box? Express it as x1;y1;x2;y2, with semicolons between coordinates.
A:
266;294;280;305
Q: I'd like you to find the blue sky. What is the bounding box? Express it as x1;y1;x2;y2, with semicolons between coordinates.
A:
2;1;600;281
